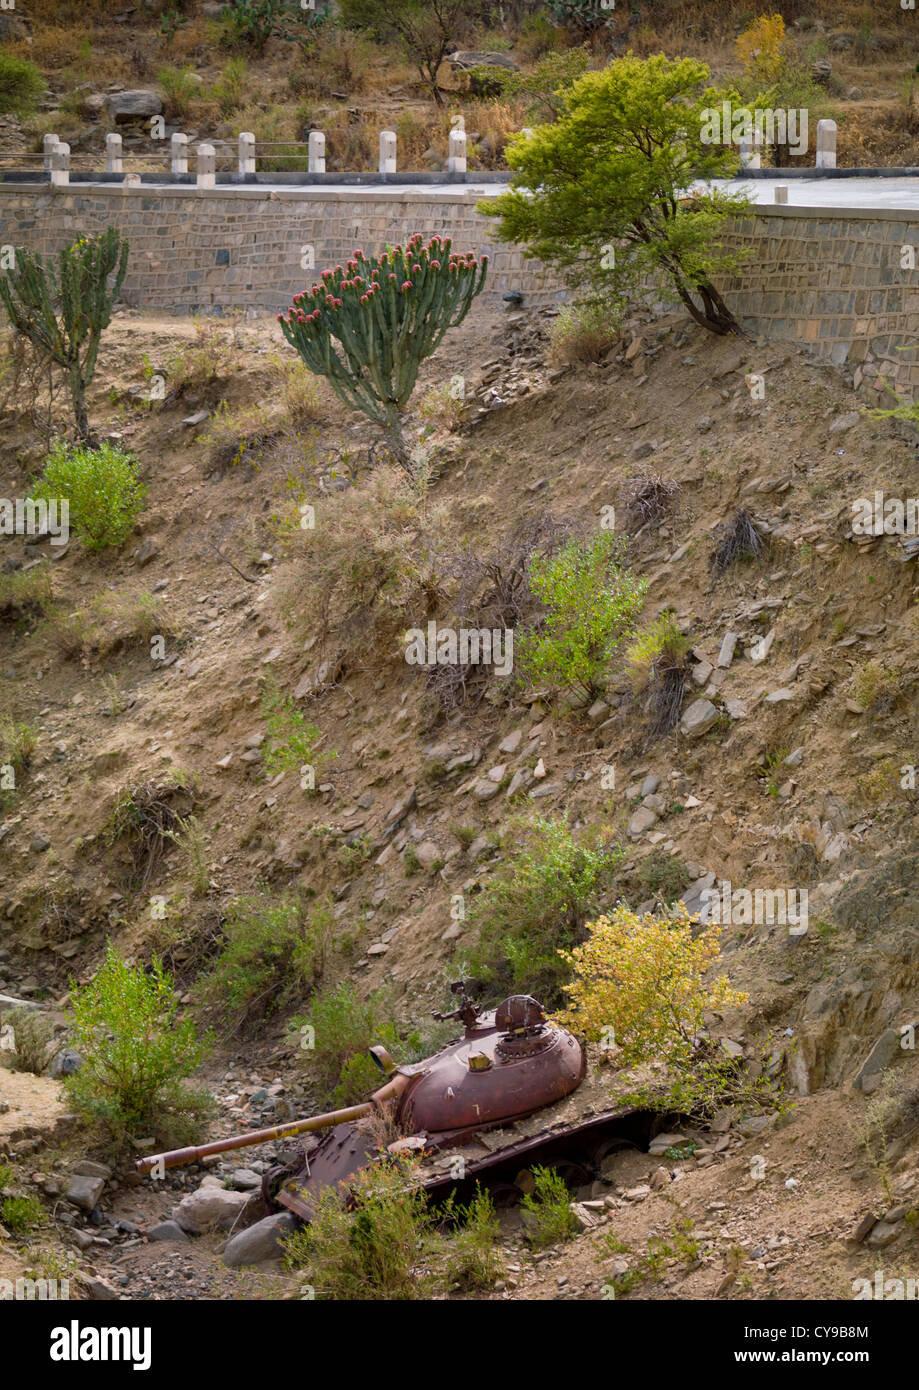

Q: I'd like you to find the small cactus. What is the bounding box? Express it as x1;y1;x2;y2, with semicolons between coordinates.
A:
279;234;487;468
0;228;129;442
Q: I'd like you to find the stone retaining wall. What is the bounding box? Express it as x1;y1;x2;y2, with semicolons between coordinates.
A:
1;184;918;392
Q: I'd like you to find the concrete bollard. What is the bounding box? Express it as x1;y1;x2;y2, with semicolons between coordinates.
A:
123;173;141;187
43;133;59;173
50;141;70;187
308;131;325;174
379;129;396;175
238;130;255;177
739;135;761;169
775;185;788;204
105;132;123;175
197;143;216;189
816;119;837;169
171;132;188;176
447;128;467;174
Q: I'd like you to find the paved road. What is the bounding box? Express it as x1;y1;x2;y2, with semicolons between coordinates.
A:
710;176;919;210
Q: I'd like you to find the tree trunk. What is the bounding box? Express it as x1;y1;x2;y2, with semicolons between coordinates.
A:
69;363;92;442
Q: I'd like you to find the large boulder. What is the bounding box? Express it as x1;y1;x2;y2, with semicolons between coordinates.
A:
107;90;164;123
173;1185;253;1234
448;51;519;72
222;1212;298;1268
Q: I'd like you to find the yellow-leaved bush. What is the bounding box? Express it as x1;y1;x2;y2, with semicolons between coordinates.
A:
556;905;746;1068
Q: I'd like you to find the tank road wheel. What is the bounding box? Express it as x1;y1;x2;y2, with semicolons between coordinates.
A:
588;1135;640;1168
544;1157;593;1193
261;1163;291;1208
488;1182;526;1210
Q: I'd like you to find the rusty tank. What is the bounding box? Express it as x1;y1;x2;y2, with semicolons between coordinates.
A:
137;983;666;1217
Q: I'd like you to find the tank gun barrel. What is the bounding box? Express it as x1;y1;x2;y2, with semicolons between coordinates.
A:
135;1101;376;1175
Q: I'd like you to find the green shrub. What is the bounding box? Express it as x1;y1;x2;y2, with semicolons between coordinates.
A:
64;947;214;1153
195;896;330;1027
0;55;45;118
516;533;647;701
461;813;621;1006
1;1193;45;1234
282;1156;441;1300
0;568;54;622
156;65;202;119
211;57;247;116
631;849;691;906
444;1187;505;1289
292;981;431;1107
520;1165;579;1248
0;720;37;812
261;678;333;779
30;441;146;550
548;296;623;366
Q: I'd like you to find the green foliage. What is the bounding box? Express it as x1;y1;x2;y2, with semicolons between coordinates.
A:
462;813;621;1005
479;55;752;335
0;229;129;439
516;533;647;700
0;55;45;118
292;981;436;1106
548;0;617;37
64;947;214;1153
1;1193;45;1234
29;440;146;550
156;65;201;118
282;1156;441;1299
222;0;331;53
194;896;330;1027
211;57;247;116
0;569;53;624
443;1187;505;1289
260;678;333;778
631;849;692;906
278;235;487;469
626;613;690;683
521;1165;579;1248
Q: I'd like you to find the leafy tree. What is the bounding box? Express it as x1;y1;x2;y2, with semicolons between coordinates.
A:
65;947;214;1152
338;0;491;105
0;229;128;441
557;904;746;1067
479;54;753;335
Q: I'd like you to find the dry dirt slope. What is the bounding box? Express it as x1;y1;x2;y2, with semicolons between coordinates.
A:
1;298;918;1299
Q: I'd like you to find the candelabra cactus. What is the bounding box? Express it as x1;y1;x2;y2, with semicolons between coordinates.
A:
278;233;488;469
0;228;129;442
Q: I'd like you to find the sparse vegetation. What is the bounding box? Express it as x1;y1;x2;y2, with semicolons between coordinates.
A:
520;1165;580;1249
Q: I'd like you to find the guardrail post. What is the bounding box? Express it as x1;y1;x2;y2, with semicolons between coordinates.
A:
447;128;466;174
170;132;188;176
43;133;59;173
738;134;761;168
50;141;70;187
197;143;216;189
816;119;836;169
105;132;123;175
238;130;255;177
308;131;325;174
379;129;396;175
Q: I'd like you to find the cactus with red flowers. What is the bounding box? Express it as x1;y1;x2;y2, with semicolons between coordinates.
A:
278;233;487;467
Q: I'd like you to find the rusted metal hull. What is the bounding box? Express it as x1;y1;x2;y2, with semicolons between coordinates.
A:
275;1007;589;1220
